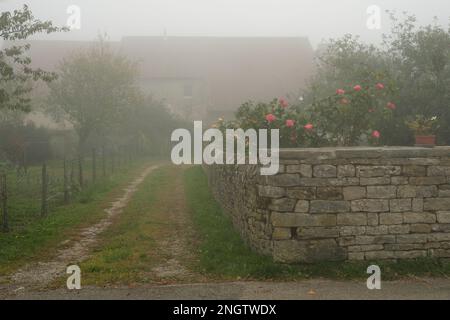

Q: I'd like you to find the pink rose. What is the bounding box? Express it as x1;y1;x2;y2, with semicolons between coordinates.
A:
353;85;362;92
376;83;385;90
279;98;289;108
265;114;276;123
340;98;349;105
285;119;295;127
387;102;396;110
372;130;381;139
336;89;346;95
304;123;314;131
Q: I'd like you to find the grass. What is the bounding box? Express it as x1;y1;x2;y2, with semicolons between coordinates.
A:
79;165;181;285
0;158;152;277
184;166;450;281
0;157;125;231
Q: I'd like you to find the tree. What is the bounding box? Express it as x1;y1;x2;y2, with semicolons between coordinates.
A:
0;5;66;111
115;94;188;156
385;13;450;144
48;38;138;185
300;13;450;146
299;35;399;146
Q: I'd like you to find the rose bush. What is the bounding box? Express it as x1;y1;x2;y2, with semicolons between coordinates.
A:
221;98;326;148
307;80;397;146
222;80;396;147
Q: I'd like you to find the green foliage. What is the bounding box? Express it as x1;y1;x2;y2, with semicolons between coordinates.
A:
223;99;324;148
302;13;450;146
405;115;439;136
48;37;138;151
227;85;395;148
300;34;402;146
385;13;450;143
115;95;188;157
0;5;67;111
309;83;395;146
0;110;53;165
306;34;392;101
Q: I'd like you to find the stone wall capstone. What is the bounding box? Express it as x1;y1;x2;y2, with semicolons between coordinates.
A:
204;147;450;263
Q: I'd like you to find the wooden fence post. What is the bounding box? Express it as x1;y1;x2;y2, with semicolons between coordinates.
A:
63;157;69;204
92;148;97;183
1;174;9;232
70;159;74;185
117;147;121;168
41;163;48;217
102;146;106;178
78;155;84;189
111;150;115;174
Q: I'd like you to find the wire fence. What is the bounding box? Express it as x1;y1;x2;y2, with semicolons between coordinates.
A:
0;146;138;233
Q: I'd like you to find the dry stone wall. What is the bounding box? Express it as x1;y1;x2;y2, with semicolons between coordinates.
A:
204;147;450;263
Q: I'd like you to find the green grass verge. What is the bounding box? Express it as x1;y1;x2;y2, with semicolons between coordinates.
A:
184;166;450;280
0;159;152;276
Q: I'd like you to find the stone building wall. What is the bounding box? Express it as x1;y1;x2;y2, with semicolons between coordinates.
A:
204;147;450;263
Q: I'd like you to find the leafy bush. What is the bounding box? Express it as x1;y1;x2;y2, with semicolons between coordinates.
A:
0;117;52;165
225;82;396;148
308;82;396;146
222;99;323;148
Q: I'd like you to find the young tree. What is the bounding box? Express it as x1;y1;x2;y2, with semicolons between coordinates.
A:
48;38;138;184
0;5;67;111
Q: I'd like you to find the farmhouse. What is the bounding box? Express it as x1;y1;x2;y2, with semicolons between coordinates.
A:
16;36;314;123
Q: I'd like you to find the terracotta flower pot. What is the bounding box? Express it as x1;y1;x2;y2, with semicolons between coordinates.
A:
415;135;436;147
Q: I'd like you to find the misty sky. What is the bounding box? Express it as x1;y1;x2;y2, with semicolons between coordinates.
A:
1;0;450;48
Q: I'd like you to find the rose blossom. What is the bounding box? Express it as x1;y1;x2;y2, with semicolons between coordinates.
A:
265;114;276;123
387;102;397;110
372;130;381;139
286;119;295;127
376;83;385;90
279;98;289;108
336;89;345;95
304;123;314;131
353;85;362;91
